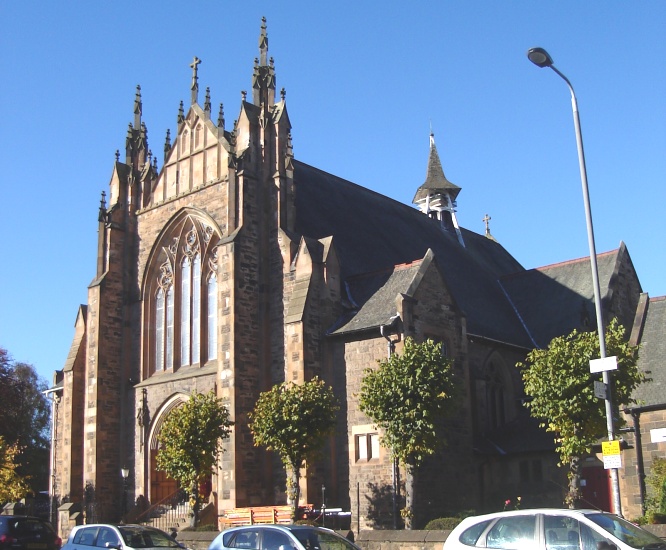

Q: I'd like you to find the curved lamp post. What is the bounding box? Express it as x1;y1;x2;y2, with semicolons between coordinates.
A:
527;47;621;517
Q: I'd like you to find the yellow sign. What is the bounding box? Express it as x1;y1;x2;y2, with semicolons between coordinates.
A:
602;440;621;456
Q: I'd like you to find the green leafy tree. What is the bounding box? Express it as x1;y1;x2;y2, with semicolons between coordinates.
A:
359;337;458;529
518;318;643;507
0;347;50;495
156;391;233;526
248;377;339;521
0;436;30;504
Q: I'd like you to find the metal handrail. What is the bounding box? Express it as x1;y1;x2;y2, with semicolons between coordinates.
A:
132;489;191;532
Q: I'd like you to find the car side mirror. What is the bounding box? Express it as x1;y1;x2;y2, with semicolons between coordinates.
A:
104;543;122;550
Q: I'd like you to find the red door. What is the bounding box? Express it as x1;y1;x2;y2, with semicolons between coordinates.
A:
580;465;611;511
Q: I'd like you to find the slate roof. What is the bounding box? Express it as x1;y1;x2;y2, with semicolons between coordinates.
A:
632;296;666;406
499;251;620;349
331;261;424;335
413;136;461;203
292;160;533;346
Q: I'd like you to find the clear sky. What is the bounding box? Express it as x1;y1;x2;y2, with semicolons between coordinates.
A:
1;1;664;385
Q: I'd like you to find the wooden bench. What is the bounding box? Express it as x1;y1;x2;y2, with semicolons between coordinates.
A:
218;505;312;529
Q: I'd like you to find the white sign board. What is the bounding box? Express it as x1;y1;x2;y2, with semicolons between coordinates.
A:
650;428;666;443
603;454;622;469
590;356;618;373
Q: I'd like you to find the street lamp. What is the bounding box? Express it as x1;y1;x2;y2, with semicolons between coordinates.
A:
527;47;621;516
121;467;130;521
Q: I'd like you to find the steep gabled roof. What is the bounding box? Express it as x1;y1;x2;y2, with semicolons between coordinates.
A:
632;296;666;406
292;160;532;347
500;250;620;348
331;260;423;335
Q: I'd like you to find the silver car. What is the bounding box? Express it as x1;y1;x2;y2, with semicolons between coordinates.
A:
208;525;360;550
61;525;185;550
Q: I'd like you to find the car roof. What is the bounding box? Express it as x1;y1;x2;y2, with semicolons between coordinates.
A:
454;508;609;527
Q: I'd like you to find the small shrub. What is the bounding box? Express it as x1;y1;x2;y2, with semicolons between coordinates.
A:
424;517;463;530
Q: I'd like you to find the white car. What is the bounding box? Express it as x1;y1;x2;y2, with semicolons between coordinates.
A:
61;524;185;550
442;508;666;550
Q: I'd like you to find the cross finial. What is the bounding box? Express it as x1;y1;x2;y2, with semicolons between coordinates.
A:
483;214;491;234
190;56;201;105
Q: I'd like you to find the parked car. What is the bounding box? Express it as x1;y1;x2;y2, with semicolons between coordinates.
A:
442;508;666;550
0;515;61;550
208;524;360;550
61;525;185;550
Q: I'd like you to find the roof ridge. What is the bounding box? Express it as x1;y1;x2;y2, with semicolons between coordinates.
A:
535;248;618;272
345;258;423;282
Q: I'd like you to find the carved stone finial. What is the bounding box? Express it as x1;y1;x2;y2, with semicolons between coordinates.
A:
241;90;247;102
164;129;171;160
98;191;107;222
259;16;268;66
217;103;225;129
280;88;286;101
115;150;120;162
177;100;185;125
204;87;211;115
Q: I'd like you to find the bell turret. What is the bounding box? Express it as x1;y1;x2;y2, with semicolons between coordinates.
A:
413;132;464;246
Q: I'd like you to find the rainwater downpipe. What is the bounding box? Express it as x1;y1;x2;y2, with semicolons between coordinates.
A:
380;316;402;530
623;403;666;514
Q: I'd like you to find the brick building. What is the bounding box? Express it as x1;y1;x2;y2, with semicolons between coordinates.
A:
48;19;664;532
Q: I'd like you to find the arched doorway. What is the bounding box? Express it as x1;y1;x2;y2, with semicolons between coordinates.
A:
148;394;187;504
147;393;213;506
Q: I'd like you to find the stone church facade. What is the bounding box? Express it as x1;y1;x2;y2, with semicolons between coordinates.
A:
49;19;664;532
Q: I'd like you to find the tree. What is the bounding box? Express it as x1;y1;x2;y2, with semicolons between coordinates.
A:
518;318;643;507
359;337;458;529
156;391;233;526
248;377;339;521
0;436;30;503
0;347;50;495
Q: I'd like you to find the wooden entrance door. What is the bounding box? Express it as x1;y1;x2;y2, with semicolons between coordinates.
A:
150;449;178;503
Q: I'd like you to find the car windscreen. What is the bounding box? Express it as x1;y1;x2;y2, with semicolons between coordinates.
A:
289;529;357;550
584;513;666;548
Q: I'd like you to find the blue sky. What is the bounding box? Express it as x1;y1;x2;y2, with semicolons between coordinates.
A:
1;1;664;384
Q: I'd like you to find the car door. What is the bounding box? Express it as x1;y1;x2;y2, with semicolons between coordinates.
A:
484;514;538;549
94;528;120;549
260;530;293;550
72;528;99;549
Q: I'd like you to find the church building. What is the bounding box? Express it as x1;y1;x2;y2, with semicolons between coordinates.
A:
49;18;665;532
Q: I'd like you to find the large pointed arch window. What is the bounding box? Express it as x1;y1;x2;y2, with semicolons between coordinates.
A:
148;216;219;376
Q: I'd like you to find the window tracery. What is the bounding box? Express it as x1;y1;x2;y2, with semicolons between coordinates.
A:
148;215;219;376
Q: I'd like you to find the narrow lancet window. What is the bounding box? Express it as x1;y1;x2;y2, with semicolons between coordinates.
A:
192;254;201;364
207;274;217;360
155;289;165;372
181;258;191;366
